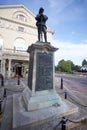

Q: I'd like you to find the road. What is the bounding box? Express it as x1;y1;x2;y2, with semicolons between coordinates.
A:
55;73;87;130
56;74;87;96
55;73;87;94
55;73;87;110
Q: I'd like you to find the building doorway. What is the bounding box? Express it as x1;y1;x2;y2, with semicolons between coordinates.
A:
12;61;28;78
16;66;23;77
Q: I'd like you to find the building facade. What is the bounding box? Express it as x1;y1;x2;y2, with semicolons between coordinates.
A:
0;5;53;78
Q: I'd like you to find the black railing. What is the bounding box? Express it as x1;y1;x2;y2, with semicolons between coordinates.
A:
53;117;81;130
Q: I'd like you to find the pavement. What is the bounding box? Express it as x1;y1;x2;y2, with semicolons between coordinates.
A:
0;78;25;130
0;76;87;130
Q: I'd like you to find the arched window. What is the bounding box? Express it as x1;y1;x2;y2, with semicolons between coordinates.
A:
14;38;27;52
16;14;26;22
0;38;3;50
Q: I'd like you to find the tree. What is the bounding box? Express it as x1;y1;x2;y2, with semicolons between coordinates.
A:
57;59;65;72
82;59;87;66
74;65;80;71
56;59;73;73
67;60;74;70
64;60;72;73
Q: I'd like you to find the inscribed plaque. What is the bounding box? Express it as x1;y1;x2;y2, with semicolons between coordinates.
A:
36;52;53;91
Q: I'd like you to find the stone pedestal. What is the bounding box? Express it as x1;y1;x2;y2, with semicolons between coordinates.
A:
23;42;61;111
27;42;58;93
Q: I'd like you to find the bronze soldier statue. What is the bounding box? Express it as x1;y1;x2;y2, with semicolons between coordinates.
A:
35;7;48;42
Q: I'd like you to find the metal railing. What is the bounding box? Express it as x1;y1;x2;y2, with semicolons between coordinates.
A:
53;116;85;130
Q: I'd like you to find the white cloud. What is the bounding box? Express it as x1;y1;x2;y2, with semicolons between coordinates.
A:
47;0;86;25
48;0;74;13
52;40;87;66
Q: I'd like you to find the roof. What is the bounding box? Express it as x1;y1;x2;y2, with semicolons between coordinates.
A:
0;4;35;17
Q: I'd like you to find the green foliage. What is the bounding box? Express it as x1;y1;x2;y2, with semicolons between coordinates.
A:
56;59;72;73
73;65;80;71
56;59;81;73
82;59;87;66
56;59;87;73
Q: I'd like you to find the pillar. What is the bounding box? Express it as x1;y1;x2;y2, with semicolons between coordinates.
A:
1;59;6;78
8;59;12;78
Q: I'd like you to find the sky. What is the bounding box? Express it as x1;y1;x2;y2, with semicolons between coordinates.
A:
0;0;87;66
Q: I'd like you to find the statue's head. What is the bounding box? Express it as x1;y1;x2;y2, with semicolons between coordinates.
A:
39;7;44;14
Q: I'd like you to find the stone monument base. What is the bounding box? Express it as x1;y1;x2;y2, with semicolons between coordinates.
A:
22;87;62;111
13;88;78;130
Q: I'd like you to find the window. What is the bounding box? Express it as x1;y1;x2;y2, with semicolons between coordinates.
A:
18;27;24;32
0;38;3;50
16;14;26;22
14;38;27;53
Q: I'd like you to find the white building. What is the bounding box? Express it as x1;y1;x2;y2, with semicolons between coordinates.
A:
0;5;53;78
80;65;87;72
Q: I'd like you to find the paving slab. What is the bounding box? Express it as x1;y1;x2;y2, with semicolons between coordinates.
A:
1;96;13;130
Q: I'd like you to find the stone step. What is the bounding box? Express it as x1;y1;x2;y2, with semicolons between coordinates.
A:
13;93;79;130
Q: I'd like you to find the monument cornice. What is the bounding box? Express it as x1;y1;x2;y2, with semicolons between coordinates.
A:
27;42;59;53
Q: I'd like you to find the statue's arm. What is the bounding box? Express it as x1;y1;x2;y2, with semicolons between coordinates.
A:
44;15;48;21
35;14;40;20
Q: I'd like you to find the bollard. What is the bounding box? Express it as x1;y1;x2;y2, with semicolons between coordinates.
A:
61;117;67;130
61;78;63;89
3;88;7;98
1;78;4;86
0;100;2;114
65;92;67;99
17;76;20;85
